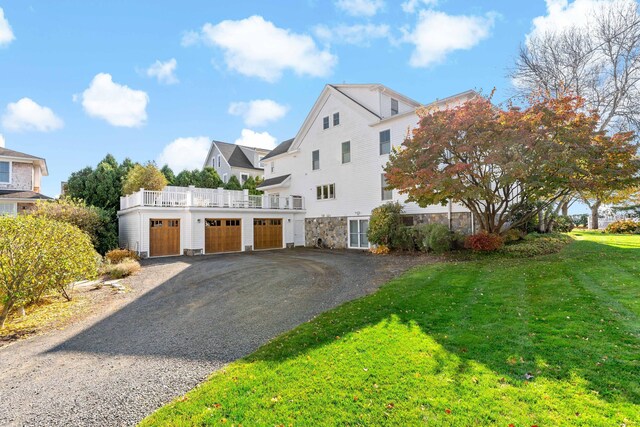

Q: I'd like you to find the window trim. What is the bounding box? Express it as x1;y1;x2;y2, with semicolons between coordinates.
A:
381;173;392;201
217;155;221;168
333;112;340;126
0;160;11;184
312;149;320;171
322;116;330;130
341;141;351;164
241;173;249;184
391;98;399;116
315;183;335;200
379;129;391;155
348;217;371;249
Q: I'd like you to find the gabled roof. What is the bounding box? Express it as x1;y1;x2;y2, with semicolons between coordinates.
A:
211;140;263;171
262;138;294;161
256;174;291;189
0;147;48;175
0;190;52;201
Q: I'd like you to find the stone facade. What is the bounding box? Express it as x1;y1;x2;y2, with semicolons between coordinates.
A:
407;212;473;234
0;162;33;191
305;216;348;249
17;202;36;215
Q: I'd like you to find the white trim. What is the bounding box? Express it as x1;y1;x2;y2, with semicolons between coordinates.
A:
347;216;371;249
0;160;12;184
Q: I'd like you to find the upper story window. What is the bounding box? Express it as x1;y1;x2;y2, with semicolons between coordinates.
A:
271;162;274;173
323;116;330;130
0;161;9;183
333;112;340;126
241;173;248;184
223;173;228;183
312;150;320;170
379;130;391;155
217;155;221;168
391;98;399;116
341;141;351;164
381;174;392;201
316;184;335;200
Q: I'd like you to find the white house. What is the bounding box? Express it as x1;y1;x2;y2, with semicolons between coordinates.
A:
0;146;51;215
203;140;270;185
257;84;478;249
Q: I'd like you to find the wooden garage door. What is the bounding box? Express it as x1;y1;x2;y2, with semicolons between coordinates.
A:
205;218;241;253
253;218;283;250
149;219;180;257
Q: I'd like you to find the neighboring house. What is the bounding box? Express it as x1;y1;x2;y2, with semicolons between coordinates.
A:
0;147;51;215
258;84;478;249
203;140;270;185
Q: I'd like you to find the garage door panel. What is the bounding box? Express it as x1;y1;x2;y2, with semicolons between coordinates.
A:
253;218;282;250
205;218;241;253
150;219;180;257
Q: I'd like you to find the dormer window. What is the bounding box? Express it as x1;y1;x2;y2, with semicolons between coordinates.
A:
0;161;9;183
323;116;329;130
333;112;340;126
391;98;399;116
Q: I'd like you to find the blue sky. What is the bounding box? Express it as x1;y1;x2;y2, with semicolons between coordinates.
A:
0;0;589;208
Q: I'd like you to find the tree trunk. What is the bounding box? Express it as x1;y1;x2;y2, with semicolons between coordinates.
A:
561;201;569;216
537;210;546;233
0;299;14;329
590;201;601;229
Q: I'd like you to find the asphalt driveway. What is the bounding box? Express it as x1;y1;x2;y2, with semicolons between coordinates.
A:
0;248;426;426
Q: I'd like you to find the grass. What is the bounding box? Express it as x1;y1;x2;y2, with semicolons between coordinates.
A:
141;231;640;426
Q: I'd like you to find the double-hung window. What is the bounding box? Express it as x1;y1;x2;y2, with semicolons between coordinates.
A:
316;184;335;200
379;129;391;155
333;112;340;126
391;98;399;116
341;141;351;164
323;116;330;130
312;150;320;170
0;161;9;183
381;174;392;201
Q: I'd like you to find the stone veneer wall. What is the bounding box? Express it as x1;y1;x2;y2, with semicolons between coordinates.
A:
409;212;473;234
305;217;348;249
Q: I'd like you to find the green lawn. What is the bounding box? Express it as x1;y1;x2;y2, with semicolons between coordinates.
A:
141;232;640;426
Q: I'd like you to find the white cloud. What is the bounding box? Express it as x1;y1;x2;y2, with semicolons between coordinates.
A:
401;0;438;13
2;98;63;132
181;30;200;47
0;8;15;47
335;0;384;17
314;23;391;46
234;129;277;150
404;10;497;67
0;134;5;148
157;136;211;172
228;99;288;127
146;58;178;84
81;73;149;127
197;15;337;82
527;0;633;41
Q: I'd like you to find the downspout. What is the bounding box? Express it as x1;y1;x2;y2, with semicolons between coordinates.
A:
447;200;453;231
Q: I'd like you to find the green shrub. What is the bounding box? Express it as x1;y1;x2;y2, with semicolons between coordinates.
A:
427;224;452;253
605;219;640;234
504;228;525;242
368;202;405;248
102;258;141;279
553;215;575;232
105;248;140;264
499;233;572;257
0;215;99;328
122;162;167;195
464;232;504;251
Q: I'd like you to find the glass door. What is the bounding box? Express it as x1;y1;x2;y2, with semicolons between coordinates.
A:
349;219;369;248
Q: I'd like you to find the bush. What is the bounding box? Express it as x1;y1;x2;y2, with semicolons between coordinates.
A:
123;162;167;195
0;216;99;328
499;233;572;257
102;258;141;279
105;249;140;264
504;228;525;242
369;245;390;255
427;224;452;253
368;202;405;248
605;219;640;234
464;232;504;252
553;215;575;232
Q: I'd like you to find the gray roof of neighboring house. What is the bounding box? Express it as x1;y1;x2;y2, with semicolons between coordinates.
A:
213;141;263;171
256;174;291;189
0;147;49;175
0;190;52;200
262;138;294;161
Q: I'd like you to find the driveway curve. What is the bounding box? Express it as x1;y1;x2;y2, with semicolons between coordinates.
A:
0;248;426;426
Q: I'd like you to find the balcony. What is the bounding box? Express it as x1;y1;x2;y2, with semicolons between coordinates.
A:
120;186;305;211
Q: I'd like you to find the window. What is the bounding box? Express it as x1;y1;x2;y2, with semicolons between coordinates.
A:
349;219;369;248
241;174;248;184
391;98;399;116
333;112;340;126
381;174;392;200
316;184;335;200
217;155;221;168
379;129;391;155
259;156;265;168
341;141;351;164
223;173;228;183
312;150;320;170
323;116;329;130
0;161;9;183
271;162;274;173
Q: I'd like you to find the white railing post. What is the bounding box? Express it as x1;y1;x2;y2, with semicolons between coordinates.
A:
139;188;145;206
187;185;194;207
243;189;249;208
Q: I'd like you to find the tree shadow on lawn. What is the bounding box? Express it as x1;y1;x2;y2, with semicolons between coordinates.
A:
245;238;640;406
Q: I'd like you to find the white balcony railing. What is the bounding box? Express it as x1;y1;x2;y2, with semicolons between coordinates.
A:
120;186;305;211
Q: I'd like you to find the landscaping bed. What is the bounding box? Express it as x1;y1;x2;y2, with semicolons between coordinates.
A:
141;232;640;426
